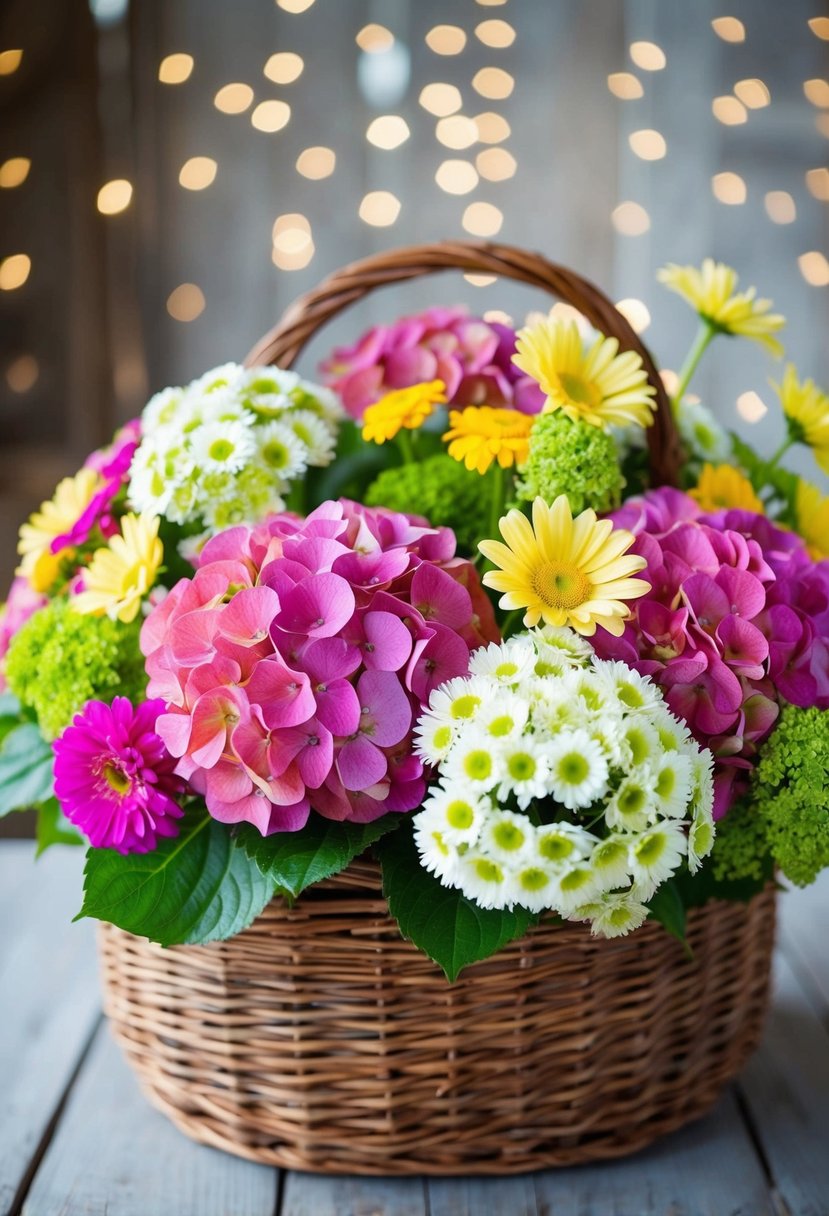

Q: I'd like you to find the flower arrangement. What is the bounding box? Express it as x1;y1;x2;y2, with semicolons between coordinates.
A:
0;256;826;982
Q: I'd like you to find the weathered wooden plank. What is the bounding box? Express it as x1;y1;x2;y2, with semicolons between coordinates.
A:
280;1173;427;1216
0;846;101;1216
0;841;39;971
777;872;829;1015
22;1026;278;1216
532;1091;773;1216
738;950;829;1216
428;1175;537;1216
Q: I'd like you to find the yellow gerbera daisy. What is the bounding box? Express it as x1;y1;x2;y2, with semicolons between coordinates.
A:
479;495;650;637
689;464;765;514
658;259;785;356
443;406;534;475
511;318;656;430
774;363;829;473
17;467;101;592
361;380;446;444
73;513;163;624
795;479;829;560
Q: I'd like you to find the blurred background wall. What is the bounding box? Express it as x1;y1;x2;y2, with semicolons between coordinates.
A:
1;0;828;590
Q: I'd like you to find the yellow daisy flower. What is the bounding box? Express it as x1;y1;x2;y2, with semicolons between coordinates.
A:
512;317;656;431
658;259;785;356
443;406;534;475
73;513;163;624
17;468;101;592
361;380;446;444
479;495;650;637
689;464;765;514
775;363;829;473
795;479;829;560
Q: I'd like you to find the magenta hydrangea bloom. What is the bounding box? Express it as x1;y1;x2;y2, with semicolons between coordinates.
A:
0;577;48;690
141;499;499;835
594;487;829;818
53;697;185;853
51;419;141;552
321;307;543;419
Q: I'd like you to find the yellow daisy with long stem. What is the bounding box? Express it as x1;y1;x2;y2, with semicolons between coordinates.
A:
774;363;829;473
73;513;163;624
17;467;101;592
795;479;829;560
511;317;656;430
689;464;765;514
479;495;650;637
362;380;446;450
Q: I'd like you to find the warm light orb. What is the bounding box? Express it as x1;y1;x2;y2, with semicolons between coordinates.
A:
356;24;394;53
419;82;462;116
435;159;479;194
251;100;291;132
712;96;747;125
425;25;466;55
272;241;314;270
273;213;312;254
798;251;829;286
464;273;497;286
296;146;336;179
615;298;651;334
0;49;23;75
628;129;667;160
476;147;516;180
264;52;304;83
359;191;401;226
806;167;829;199
734;78;770;108
0;254;31;291
660;369;680;396
475;19;516;48
629;41;666;70
436;115;479;149
6;354;39;393
0;157;31;188
158;53;193;84
611;201;650;235
711;16;745;42
214;83;254;113
712;172;746;204
366;115;410;150
804;78;829;108
462;201;503;237
167;283;205;321
96;179;133;214
276;0;315;12
737;391;768;423
474;112;511;143
178;157;217;190
764;191;796;224
472;67;514;99
809;17;829;39
607;72;643;100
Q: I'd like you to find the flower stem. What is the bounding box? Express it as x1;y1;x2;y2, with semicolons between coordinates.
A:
395;428;415;464
672;322;715;409
488;461;507;542
766;435;794;472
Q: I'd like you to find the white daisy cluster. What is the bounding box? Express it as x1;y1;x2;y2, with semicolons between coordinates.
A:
676;398;732;466
128;363;342;532
413;627;715;938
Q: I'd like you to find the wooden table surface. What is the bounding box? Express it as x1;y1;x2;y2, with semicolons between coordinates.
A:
2;841;827;1216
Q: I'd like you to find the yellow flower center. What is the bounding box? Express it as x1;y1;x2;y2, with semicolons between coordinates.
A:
531;561;591;610
103;762;131;795
557;371;599;408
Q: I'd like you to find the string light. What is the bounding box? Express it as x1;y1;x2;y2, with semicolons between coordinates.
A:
0;49;23;75
476;147;516;180
251;100;291;132
712;172;746;204
296;146;336;179
737;391;768;422
419;83;462;116
462;201;503;236
5;354;39;393
264;52;304;83
272;241;314;270
356;24;394;53
435;160;479;194
806;167;829;200
359;191;401;226
475;20;516;48
436;115;479;149
712;96;747;125
96;179;133;214
178;157;217;190
607;72;643;100
158;53;193;84
764;191;796;224
734;78;770;108
167;283;205;320
615;298;651;333
629;41;666;70
276;0;315;12
464;274;497;285
472;67;514;99
425;25;466;55
214;83;254;113
366;115;410;149
628;129;667;160
808;17;829;39
611;201;650;235
273;213;312;255
0;157;31;188
0;254;31;290
711;17;745;42
474;112;510;143
798;251;829;286
804;79;829;108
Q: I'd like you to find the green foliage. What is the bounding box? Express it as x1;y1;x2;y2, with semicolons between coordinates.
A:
366;453;493;554
730;433;798;524
239;812;399;897
5;599;147;740
36;798;83;855
0;720;54;816
305;420;396;507
516;411;624;515
710;799;772;886
647;879;687;946
376;821;537;981
78;804;276;946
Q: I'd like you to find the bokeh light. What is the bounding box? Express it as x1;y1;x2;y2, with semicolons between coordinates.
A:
158;53;193;84
167;283;205;320
359;191;401;226
96;179;133;214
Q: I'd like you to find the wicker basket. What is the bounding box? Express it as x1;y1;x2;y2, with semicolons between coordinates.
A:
99;242;775;1174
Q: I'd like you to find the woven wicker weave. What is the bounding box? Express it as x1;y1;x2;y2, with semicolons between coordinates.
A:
98;242;773;1174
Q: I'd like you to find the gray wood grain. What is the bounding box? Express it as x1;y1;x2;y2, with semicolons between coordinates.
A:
22;1027;278;1216
777;870;829;1014
738;950;829;1216
280;1172;427;1216
0;845;100;1216
428;1174;538;1216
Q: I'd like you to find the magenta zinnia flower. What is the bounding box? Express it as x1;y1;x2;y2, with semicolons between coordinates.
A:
51;419;142;552
53;697;185;853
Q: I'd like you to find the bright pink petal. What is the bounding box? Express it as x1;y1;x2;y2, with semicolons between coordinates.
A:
275;573;356;639
337;734;388;791
356;669;412;746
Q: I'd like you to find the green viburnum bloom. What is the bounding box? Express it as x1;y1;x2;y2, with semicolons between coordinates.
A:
366;452;492;555
515;410;624;516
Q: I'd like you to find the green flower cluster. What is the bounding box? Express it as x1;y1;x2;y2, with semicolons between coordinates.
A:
712;704;829;887
5;600;147;740
515;411;624;515
365;453;491;555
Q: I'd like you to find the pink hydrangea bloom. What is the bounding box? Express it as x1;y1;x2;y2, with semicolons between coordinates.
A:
51;419;141;552
594;487;829;818
0;577;48;690
141;499;499;835
53;697;185;853
321;308;543;419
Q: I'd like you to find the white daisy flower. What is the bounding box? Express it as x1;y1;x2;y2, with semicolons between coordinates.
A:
190;420;257;473
532;624;594;667
652;706;693;755
506;861;557;913
689;750;715;820
477;693;531;742
193;362;245;396
653;752;694;818
545;729;609;810
443;729;504;792
554;863;602;914
687;808;716;873
618;718;662;769
497;736;549;808
177;530;211;565
427;675;491;727
142;385;187;431
239;365;301;402
477;808;535;865
530;690;586;734
256;420;308;480
575;891;650;938
677;397;732;465
413;715;457;765
286;410;337;466
627;820;687;895
605;769;659;832
455;850;512;909
589;834;633;890
294;379;343;424
413;814;462;884
469;639;536;686
417;784;487;847
592;660;662;715
535;821;597;866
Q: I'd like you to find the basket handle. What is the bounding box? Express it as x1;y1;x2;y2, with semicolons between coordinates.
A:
244;239;680;486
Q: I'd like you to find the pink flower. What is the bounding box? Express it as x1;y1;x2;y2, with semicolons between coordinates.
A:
52;420;142;552
321;307;543;419
53;697;185;853
0;577;48;690
143;499;498;833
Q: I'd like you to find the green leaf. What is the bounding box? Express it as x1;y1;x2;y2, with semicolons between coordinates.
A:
674;857;774;908
78;805;277;946
0;721;54;816
36;797;83;856
238;811;398;897
647;879;688;947
376;822;537;982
